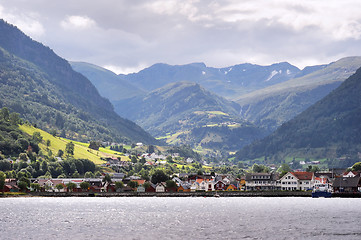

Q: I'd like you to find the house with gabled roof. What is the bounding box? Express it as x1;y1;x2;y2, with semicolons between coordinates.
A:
177;184;191;192
190;182;200;192
343;171;360;178
226;184;237;191
214;180;227;191
280;172;314;191
156;182;166;192
333;176;361;192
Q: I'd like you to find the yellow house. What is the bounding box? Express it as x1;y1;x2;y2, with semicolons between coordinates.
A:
226;184;237;191
177;185;191;192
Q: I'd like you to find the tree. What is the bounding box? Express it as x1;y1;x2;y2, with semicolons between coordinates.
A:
72;170;80;178
46;139;51;147
32;132;43;144
84;171;95;178
30;183;40;192
66;182;77;192
165;180;177;189
9;112;20;125
57;149;64;158
143;182;150;190
19;153;28;161
55;183;64;192
18;181;28;192
102;174;112;184
0;171;5;193
128;181;139;188
352;162;361;171
0;107;10;121
88;141;101;151
80;181;90;191
50;129;57;137
278;163;292;177
151;170;169;184
131;156;138;164
166;155;174;163
115;181;124;190
65;142;75;157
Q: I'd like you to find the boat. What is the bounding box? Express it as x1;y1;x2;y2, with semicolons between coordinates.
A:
312;183;332;198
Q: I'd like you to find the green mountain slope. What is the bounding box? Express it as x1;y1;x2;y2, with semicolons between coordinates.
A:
236;66;361;161
0;19;156;144
115;81;267;151
236;57;361;131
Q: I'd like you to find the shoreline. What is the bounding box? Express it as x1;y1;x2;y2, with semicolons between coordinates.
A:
2;191;361;198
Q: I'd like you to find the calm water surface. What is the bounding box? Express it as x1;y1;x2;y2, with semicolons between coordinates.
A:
0;197;360;240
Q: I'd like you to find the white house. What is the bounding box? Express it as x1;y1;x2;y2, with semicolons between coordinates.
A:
190;182;200;192
280;172;314;191
155;183;165;192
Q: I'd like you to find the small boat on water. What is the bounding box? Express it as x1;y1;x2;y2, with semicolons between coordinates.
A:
312;183;332;198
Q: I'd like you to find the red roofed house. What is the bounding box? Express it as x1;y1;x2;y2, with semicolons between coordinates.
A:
280;172;315;191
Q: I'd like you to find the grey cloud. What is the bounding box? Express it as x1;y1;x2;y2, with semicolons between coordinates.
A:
1;0;361;72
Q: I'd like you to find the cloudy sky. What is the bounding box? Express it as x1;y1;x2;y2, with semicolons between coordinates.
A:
1;0;361;74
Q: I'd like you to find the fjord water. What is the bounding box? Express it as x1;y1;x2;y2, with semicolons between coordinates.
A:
1;197;360;240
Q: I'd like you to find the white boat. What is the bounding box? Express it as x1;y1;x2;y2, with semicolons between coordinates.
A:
312;183;332;198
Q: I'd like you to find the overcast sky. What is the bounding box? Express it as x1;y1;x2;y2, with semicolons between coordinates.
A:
1;0;361;74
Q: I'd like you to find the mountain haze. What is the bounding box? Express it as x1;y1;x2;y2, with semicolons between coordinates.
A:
70;62;145;101
121;62;302;99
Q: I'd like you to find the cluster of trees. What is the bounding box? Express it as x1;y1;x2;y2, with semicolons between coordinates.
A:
0;107;40;157
0;157;98;179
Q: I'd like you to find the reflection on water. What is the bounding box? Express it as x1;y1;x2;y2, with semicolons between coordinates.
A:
1;197;361;240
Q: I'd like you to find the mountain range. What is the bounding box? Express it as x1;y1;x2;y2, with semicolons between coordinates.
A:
235;66;361;162
236;57;361;131
71;57;361;153
0;19;156;144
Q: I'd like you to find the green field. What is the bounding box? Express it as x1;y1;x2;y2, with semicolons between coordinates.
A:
19;125;129;164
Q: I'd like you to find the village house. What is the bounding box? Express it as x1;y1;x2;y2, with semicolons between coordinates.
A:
214;180;227;191
333;176;361;192
279;172;314;191
155;182;166;192
245;172;279;191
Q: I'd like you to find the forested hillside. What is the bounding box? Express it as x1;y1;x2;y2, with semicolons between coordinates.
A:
236;57;361;131
236;67;361;162
0;19;156;144
115;81;267;152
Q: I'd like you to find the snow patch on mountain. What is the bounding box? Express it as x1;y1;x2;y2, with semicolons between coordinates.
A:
265;70;279;81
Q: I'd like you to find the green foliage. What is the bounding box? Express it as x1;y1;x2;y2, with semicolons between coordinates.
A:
165;180;177;189
80;181;90;190
0;108;39;157
115;181;124;190
236;67;361;161
151;170;169;184
30;183;40;192
128;181;139;188
352;162;361;171
0;171;5;191
65;142;74;157
66;182;77;192
88;141;101;151
251;164;270;173
103;174;112;184
55;183;64;191
17;181;28;191
0;20;156;144
32;132;43;144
